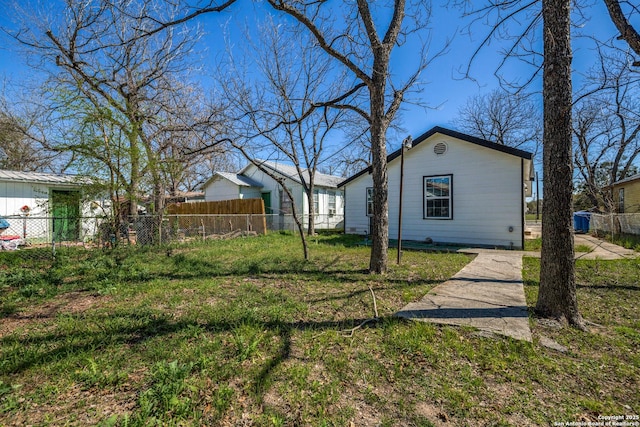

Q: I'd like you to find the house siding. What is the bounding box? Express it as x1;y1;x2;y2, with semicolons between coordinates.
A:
305;187;345;229
243;165;298;213
0;178;94;241
613;179;640;213
242;164;345;228
342;134;527;248
204;178;241;201
239;187;262;200
0;180;71;217
202;164;345;230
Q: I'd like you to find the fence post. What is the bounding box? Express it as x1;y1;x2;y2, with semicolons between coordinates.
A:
610;213;614;240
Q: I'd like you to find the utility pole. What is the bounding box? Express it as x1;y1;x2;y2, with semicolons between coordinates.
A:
536;171;540;222
397;136;413;264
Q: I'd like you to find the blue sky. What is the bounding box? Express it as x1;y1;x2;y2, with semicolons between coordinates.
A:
0;0;627;176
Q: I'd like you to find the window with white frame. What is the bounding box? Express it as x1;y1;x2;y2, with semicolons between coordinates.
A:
619;188;625;213
328;191;336;216
313;189;320;214
424;175;452;219
366;187;374;217
280;189;292;214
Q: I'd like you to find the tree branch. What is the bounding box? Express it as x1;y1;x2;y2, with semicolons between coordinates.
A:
603;0;640;65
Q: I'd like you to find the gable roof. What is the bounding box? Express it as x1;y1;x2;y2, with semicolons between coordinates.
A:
0;169;85;186
612;173;640;187
243;160;343;188
212;172;263;188
338;126;534;187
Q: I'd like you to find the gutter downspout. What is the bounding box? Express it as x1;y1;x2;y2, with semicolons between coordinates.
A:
521;158;526;250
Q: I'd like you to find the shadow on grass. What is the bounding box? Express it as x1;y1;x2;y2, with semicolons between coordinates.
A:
309;234;366;248
576;283;640;291
523;279;639;292
0;308;403;405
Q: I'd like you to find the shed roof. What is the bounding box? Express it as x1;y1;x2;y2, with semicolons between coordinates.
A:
213;172;264;188
0;169;86;186
338;126;534;187
612;173;640;186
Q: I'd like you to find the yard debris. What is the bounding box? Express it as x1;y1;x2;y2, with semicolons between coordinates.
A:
0;237;24;251
340;285;380;337
204;229;259;240
538;335;569;353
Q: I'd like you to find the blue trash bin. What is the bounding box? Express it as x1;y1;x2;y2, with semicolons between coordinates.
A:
573;211;591;233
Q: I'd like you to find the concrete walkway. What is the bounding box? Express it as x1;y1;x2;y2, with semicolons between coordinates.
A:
395;234;636;342
461;234;637;260
396;252;532;342
573;234;637;260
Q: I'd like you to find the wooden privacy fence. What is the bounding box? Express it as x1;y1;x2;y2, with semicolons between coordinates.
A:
166;199;267;236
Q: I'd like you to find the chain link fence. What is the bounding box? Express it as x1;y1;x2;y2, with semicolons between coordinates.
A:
0;213;344;260
589;213;640;237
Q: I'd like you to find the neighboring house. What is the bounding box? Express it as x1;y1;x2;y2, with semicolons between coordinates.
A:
0;169;96;242
203;161;345;229
203;172;265;203
339;126;534;249
611;173;640;213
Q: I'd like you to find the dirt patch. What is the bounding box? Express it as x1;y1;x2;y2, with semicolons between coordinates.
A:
415;401;451;426
0;292;110;337
5;384;137;426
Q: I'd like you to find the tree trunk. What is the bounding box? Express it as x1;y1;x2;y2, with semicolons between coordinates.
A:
536;0;585;329
286;186;309;260
128;131;140;218
369;81;389;274
306;181;315;236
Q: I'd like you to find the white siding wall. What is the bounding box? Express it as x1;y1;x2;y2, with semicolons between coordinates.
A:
239;187;262;199
243;165;345;229
0;181;97;241
343;173;373;236
343;134;525;248
203;178;240;201
243;165;304;214
0;181;51;217
305;187;345;229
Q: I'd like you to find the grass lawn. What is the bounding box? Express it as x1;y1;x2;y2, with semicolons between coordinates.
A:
524;237;593;253
1;233;638;426
607;233;640;252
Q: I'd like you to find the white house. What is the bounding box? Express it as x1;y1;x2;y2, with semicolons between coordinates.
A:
0;169;97;242
339;127;534;249
203;161;345;230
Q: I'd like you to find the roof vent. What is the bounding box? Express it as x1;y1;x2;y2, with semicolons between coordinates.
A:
434;142;448;155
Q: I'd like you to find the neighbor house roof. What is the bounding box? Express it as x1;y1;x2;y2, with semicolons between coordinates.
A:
212;172;264;188
338;126;534;187
243;160;343;188
0;169;85;186
612;173;640;186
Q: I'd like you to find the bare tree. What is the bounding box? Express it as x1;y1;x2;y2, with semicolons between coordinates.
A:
455;88;541;154
220;18;347;243
0;111;43;171
456;0;583;327
4;0;228;218
0;92;59;172
119;0;441;272
264;0;439;273
573;50;640;211
535;0;584;328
